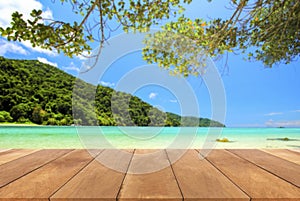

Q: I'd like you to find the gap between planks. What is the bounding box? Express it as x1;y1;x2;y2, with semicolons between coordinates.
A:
227;149;300;188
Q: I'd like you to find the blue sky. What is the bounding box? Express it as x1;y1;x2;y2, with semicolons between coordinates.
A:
0;0;299;127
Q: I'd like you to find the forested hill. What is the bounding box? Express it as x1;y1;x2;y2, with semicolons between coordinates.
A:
0;56;224;127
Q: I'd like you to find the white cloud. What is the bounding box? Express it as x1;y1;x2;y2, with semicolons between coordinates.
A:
0;0;56;56
264;112;283;116
292;110;300;113
149;92;158;99
76;51;91;60
0;0;53;28
170;99;177;103
63;62;80;73
0;39;28;55
21;40;57;56
265;119;300;127
42;7;53;20
100;81;115;88
37;57;57;67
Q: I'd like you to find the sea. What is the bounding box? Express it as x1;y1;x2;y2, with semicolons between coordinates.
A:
0;126;299;149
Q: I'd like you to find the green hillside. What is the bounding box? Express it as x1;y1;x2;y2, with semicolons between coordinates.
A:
0;56;224;127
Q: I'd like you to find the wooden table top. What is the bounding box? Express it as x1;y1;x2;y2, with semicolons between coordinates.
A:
0;149;299;200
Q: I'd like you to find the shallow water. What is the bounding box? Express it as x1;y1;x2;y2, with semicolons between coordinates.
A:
0;126;299;149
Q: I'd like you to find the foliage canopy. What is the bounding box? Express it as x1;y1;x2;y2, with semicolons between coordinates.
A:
0;0;299;76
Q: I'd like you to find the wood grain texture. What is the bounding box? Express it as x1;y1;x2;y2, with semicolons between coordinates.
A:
289;149;300;153
0;149;101;201
228;149;300;187
51;149;133;201
0;149;299;201
118;149;182;201
261;149;300;165
205;149;300;201
0;149;10;153
0;149;71;187
0;149;39;165
167;149;249;201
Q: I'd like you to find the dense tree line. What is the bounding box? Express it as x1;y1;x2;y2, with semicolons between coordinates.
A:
0;57;224;127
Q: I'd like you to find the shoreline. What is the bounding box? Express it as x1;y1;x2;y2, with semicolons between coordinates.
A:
0;123;39;126
1;124;299;128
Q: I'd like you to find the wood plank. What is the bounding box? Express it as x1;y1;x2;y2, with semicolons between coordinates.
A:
289;149;300;153
0;149;101;201
0;149;39;165
166;149;249;201
228;149;300;187
0;149;10;153
205;149;300;201
0;149;72;188
261;149;300;165
118;149;182;201
51;149;133;201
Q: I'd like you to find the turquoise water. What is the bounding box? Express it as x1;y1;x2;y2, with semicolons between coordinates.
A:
0;126;299;149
